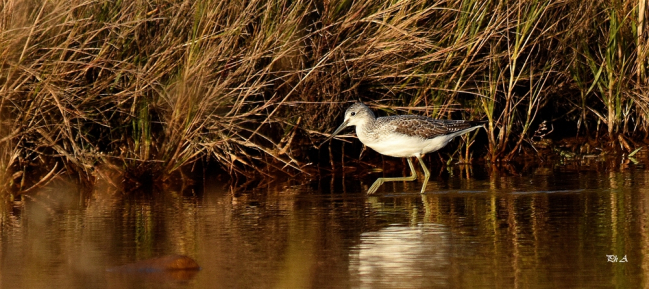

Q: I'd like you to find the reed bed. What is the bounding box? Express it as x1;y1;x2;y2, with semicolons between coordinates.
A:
0;0;648;193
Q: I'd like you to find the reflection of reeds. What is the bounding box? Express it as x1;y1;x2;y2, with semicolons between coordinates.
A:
408;165;649;287
0;0;648;192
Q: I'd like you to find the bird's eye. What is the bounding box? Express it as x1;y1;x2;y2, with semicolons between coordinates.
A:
351;112;356;116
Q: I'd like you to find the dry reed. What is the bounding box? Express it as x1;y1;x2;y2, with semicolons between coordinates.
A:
0;0;648;194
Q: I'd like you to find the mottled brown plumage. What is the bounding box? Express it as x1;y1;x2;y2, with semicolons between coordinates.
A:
389;116;485;139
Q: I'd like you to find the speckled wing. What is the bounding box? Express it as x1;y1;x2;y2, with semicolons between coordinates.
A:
386;116;484;139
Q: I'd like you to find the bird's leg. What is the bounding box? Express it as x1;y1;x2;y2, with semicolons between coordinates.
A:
416;155;430;194
367;158;418;194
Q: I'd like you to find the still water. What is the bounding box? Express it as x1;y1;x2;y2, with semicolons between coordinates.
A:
1;162;648;288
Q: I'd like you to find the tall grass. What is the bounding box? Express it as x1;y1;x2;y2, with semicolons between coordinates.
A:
0;0;648;193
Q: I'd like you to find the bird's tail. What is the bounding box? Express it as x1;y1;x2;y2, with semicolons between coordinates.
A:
448;122;485;139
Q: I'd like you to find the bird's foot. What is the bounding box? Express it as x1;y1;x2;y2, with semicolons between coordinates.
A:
367;179;384;195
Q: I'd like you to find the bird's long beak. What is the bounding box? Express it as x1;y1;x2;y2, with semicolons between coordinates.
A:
318;119;349;148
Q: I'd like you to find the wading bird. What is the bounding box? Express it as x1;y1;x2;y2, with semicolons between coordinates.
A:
324;102;485;194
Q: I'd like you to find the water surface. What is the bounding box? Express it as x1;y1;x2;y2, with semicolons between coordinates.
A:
1;163;647;288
